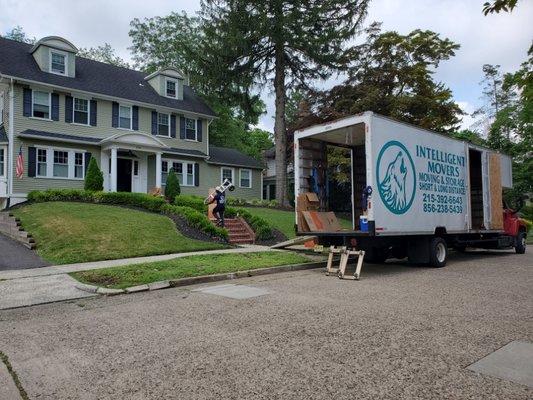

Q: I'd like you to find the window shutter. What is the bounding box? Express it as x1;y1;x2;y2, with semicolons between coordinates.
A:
151;111;158;135
65;95;73;123
180;116;185;139
84;152;92;173
51;93;59;121
132;106;139;130
194;163;200;187
197;119;203;142
23;88;32;117
112;102;119;127
28;147;36;177
170;115;176;138
90;100;97;126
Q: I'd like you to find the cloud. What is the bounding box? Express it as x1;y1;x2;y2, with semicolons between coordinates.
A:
2;0;531;134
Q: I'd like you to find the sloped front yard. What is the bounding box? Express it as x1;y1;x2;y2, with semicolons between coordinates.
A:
12;202;225;264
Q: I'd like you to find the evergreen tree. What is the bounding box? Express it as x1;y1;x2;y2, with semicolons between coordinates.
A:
165;169;181;203
84;158;104;191
200;0;370;206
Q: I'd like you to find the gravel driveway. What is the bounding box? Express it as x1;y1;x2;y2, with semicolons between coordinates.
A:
0;249;531;399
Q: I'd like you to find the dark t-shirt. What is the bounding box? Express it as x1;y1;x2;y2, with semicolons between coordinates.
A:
214;192;226;208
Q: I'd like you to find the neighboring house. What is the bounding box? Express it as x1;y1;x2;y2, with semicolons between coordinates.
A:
0;36;263;209
262;147;293;200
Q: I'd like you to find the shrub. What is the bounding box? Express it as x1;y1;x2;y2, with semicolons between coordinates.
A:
84;157;104;191
164;169;180;203
174;194;207;212
162;204;228;239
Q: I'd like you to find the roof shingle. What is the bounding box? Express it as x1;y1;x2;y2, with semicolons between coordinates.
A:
208;146;263;169
0;37;215;117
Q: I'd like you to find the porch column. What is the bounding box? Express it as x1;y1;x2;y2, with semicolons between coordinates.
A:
110;147;118;192
155;152;162;188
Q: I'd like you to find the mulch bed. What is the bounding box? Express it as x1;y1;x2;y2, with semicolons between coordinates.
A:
166;213;229;245
255;229;287;247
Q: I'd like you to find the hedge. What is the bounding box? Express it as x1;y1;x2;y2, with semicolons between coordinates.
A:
173;194;274;240
226;197;279;208
26;189;227;240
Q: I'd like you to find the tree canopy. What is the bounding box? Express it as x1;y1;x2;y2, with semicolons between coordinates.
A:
78;44;130;68
311;23;462;133
200;0;370;205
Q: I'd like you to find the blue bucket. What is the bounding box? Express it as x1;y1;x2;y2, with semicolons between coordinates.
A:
359;216;368;232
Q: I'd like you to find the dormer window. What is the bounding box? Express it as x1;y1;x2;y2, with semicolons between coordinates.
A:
166;79;177;98
50;50;67;75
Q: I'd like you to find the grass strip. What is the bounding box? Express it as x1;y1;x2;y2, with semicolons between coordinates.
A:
70;251;311;289
0;350;30;400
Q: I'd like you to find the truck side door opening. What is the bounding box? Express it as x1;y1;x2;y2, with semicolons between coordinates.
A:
469;149;484;229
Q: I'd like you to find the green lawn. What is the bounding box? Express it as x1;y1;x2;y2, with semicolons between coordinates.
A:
12;202;225;264
243;207;353;238
70;251;312;289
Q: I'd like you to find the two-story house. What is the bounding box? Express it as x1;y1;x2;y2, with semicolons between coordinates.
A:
0;36;263;209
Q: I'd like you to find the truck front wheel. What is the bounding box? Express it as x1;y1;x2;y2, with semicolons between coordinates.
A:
429;237;447;268
515;232;527;254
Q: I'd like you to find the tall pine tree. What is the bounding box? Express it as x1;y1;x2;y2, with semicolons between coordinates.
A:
200;0;369;206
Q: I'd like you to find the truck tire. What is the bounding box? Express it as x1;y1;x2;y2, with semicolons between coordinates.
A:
515;232;526;254
429;237;447;268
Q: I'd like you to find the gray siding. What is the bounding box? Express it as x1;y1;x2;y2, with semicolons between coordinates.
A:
13;85;208;154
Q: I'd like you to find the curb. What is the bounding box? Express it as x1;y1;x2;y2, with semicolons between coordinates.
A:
75;261;326;296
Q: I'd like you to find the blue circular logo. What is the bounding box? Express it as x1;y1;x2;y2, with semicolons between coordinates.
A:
376;141;416;215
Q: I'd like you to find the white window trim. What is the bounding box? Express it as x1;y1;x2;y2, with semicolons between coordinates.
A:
156;112;171;137
184;117;198;141
72;97;91;126
0;147;6;178
34;145;86;180
220;167;235;185
0;92;4;125
239;168;252;188
49;48;68;76
165;78;178;99
161;158;195;187
31;90;52;121
118;104;133;130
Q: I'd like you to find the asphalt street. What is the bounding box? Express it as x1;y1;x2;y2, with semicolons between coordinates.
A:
0;233;49;270
0;249;531;399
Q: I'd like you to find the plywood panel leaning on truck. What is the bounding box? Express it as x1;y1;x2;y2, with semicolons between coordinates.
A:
293;112;528;268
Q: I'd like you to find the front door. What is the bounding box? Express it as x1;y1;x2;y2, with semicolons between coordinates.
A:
117;158;132;192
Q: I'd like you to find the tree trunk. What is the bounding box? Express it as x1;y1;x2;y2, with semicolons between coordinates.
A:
274;46;289;207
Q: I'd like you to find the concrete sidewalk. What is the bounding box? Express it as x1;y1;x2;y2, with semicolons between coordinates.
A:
0;245;276;310
0;244;274;280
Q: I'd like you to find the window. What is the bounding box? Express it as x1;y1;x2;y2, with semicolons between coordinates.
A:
221;167;234;184
0;148;4;176
133;161;139;176
33;91;51;119
186;163;194;186
240;169;252;188
50;50;67;75
36;147;85;179
73;98;89;125
161;161;168;184
166;79;177;98
119;105;132;129
53;150;69;178
157;113;170;136
37;148;47;177
74;152;84;178
161;159;195;186
185;118;197;141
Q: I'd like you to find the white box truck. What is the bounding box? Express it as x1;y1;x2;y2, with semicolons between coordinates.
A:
294;112;528;267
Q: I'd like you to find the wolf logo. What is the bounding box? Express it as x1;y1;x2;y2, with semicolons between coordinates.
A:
379;151;408;212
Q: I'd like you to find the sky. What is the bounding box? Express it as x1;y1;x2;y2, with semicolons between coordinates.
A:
1;0;531;132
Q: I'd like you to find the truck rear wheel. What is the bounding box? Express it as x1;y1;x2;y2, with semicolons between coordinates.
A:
515;232;526;254
429;237;447;268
